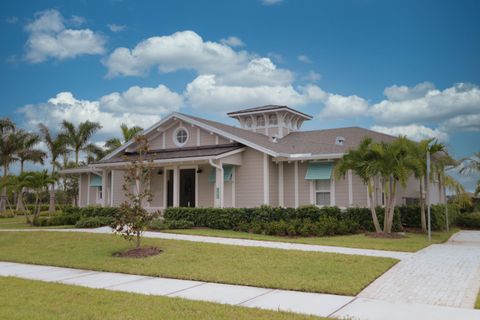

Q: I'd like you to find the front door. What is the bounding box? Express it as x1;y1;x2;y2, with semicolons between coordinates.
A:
166;170;174;207
180;169;196;207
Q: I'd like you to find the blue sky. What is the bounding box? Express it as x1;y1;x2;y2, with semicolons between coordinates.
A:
1;0;479;189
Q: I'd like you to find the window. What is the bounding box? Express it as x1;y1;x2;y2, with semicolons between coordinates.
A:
98;186;103;200
315;179;331;206
174;127;189;146
268;114;278;125
245;117;252;128
256;115;265;127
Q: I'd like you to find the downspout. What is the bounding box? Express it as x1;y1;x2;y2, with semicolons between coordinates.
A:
209;159;224;208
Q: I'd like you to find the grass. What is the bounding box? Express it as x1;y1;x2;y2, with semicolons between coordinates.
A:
162;228;458;252
0;217;73;229
0;231;396;296
0;277;323;320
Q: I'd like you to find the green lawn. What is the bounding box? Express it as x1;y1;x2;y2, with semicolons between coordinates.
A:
0;231;396;296
0;217;73;229
162;228;458;252
0;277;322;320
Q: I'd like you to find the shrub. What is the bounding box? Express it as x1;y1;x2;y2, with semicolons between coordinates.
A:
0;210;16;218
75;216;114;228
166;219;195;229
148;219;168;231
345;207;402;232
398;204;459;231
456;212;480;229
33;213;81;226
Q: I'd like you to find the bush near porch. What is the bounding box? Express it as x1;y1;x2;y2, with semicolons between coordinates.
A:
32;206;118;228
162;204;458;237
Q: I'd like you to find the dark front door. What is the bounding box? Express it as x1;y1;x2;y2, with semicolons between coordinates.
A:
167;170;174;207
180;169;195;207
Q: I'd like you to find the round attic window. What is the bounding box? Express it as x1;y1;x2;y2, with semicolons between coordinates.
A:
174;127;189;146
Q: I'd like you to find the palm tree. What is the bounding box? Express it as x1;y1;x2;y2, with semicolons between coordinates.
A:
39;124;67;213
15;132;46;210
61;120;102;165
104;124;143;153
24;170;55;223
3;172;36;222
457;152;480;196
336;137;382;233
0;118;20;212
370;136;415;233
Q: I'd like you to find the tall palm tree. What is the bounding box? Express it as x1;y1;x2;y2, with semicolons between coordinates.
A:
104;124;143;153
15;132;46;210
39;124;67;213
61;120;102;166
3;172;35;221
370;136;415;233
336;137;382;233
24;170;55;223
0;118;20;212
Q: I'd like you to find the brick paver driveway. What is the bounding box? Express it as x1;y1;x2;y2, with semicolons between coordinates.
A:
359;230;480;308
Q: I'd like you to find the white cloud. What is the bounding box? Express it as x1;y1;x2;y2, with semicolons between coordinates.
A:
185;75;322;112
107;23;126;33
319;94;369;119
371;82;480;126
440;114;480;132
104;30;292;86
262;0;283;5
298;54;311;63
100;84;182;115
24;9;106;63
220;36;244;47
370;124;449;142
302;70;321;82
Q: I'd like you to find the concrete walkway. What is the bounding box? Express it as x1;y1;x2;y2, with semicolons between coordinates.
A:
1;261;479;320
359;230;480;309
0;227;412;260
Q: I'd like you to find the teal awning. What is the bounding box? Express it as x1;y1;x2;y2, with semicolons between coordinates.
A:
208;165;234;183
89;174;102;187
305;162;333;180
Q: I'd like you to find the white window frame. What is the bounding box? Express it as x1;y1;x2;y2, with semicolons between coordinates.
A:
256;115;265;127
97;186;103;200
268;114;278;126
173;127;189;147
315;179;331;207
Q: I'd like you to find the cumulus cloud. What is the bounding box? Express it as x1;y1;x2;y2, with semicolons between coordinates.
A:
100;84;182;115
17;85;183;140
298;54;311;63
302;70;321;82
220;36;244;47
371;82;480;126
371;124;449;142
107;23;126;33
24;9;106;63
185;75;323;112
104;30;292;86
319;94;369;119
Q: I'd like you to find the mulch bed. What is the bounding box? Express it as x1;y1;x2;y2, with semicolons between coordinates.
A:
364;232;407;239
113;247;162;258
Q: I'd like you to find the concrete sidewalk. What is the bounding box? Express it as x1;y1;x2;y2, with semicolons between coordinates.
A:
1;261;479;320
0;227;412;260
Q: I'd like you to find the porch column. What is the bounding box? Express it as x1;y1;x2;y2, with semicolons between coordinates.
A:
210;159;224;208
173;166;179;207
101;169;108;207
86;173;90;206
278;162;284;207
294;161;299;208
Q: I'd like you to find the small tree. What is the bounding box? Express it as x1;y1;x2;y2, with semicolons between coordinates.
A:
111;135;158;248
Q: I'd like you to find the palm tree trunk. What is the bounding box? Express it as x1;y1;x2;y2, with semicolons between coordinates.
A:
420;177;426;232
0;163;8;212
49;164;56;212
16;161;26;211
383;178;390;232
369;178;382;233
386;180;397;233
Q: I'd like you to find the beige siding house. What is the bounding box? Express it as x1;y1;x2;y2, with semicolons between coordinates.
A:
65;105;442;210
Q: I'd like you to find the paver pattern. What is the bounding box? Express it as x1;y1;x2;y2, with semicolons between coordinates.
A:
0;227;412;260
358;231;480;308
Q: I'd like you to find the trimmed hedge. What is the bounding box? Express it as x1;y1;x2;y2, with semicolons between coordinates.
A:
345;207;402;232
33;206;120;227
75;216;114;228
398;204;459;231
456;212;480;229
164;205;359;237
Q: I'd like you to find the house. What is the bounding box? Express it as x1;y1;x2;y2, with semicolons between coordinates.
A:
63;105;444;210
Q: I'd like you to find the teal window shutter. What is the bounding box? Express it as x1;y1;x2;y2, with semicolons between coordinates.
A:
305;162;333;180
208;165;235;183
89;175;103;187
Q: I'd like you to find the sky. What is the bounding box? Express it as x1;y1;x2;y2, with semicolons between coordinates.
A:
0;0;479;190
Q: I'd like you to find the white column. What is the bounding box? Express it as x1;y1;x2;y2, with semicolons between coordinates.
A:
101;169;108;207
310;181;314;205
214;162;224;208
173;167;179;207
231;167;236;208
331;178;336;206
79;173;83;208
86;173;90;206
263;153;269;205
110;170;114;206
348;169;353;206
278;162;284;207
294;161;299;208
